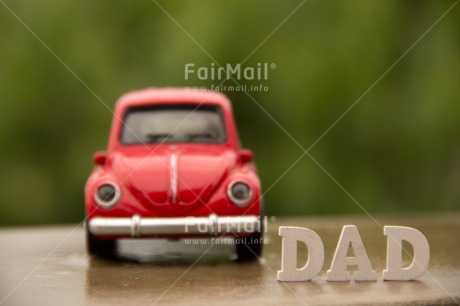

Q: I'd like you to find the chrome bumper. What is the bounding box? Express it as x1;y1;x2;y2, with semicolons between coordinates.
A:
88;214;260;237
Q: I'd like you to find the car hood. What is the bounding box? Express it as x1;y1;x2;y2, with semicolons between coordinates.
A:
111;147;236;213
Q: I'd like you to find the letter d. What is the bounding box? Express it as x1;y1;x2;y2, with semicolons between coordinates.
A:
383;226;430;281
277;227;324;281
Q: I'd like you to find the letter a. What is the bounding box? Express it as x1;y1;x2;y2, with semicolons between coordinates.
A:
327;225;377;281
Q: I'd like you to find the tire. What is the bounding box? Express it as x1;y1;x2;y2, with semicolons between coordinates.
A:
236;231;263;260
86;219;117;258
236;198;264;260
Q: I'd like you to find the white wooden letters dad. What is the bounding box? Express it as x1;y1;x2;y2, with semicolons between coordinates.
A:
277;225;430;282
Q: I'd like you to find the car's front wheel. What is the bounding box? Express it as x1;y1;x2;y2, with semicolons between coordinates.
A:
85;219;117;258
236;200;264;260
235;231;263;260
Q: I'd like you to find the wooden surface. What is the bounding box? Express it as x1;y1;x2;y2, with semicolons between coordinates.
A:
0;214;459;305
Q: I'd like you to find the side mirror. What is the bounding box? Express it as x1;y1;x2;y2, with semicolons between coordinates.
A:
93;151;107;166
239;149;253;164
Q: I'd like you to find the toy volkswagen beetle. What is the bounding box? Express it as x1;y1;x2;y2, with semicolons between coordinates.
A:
85;88;263;259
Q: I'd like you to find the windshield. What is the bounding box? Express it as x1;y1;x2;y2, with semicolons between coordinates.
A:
120;105;227;145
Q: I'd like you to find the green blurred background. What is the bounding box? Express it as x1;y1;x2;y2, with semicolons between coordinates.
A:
1;0;459;226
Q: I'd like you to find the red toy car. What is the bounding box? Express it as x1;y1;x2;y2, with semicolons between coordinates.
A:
85;88;263;259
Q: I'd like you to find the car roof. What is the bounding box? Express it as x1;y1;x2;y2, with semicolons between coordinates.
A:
115;87;232;110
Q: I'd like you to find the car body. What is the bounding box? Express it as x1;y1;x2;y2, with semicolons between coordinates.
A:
85;88;263;259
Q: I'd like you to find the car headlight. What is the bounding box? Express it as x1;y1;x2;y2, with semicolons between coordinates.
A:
94;183;121;208
227;181;253;207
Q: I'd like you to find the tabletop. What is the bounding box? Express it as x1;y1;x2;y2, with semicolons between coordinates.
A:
0;213;459;305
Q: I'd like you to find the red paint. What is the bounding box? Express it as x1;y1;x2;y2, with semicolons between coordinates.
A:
85;88;262;238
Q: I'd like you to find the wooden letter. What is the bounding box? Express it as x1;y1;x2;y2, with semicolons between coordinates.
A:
327;225;377;281
383;226;430;281
277;227;324;281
